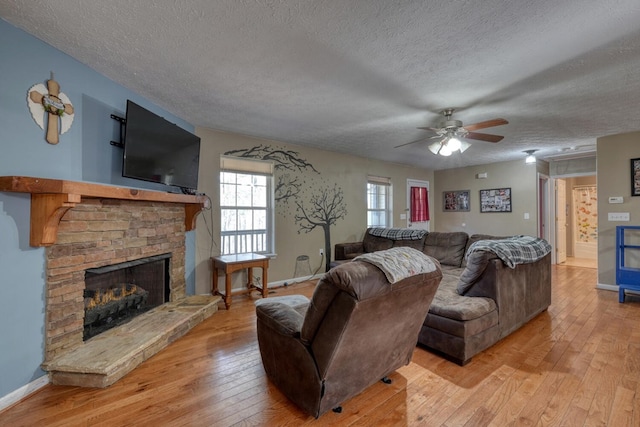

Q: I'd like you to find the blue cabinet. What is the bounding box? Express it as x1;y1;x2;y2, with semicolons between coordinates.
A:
616;225;640;303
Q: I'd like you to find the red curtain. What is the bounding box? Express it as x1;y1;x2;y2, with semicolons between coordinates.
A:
410;187;429;222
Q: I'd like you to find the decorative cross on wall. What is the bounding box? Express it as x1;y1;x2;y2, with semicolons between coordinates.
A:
27;72;75;144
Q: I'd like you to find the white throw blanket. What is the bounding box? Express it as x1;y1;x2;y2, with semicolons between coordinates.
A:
354;247;438;283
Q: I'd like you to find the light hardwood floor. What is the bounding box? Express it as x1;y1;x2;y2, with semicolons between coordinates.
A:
560;257;597;269
1;265;639;426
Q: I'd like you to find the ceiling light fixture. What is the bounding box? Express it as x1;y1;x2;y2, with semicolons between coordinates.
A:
428;135;471;157
524;149;537;164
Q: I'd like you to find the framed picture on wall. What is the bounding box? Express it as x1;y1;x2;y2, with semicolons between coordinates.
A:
632;158;640;196
443;190;470;212
480;188;512;213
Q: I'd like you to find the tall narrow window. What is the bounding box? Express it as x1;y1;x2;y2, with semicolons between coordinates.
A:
220;156;274;255
367;176;392;227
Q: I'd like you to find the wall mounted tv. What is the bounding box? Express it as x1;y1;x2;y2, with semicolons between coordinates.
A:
122;100;200;193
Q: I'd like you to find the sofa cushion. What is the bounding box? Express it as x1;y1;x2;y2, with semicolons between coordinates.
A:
423;309;498;338
354;247;438;283
461;234;506;267
456;252;497;295
362;229;394;253
422;231;468;267
466;236;552;268
255;295;310;336
428;273;496;321
392;239;424;251
344;252;363;260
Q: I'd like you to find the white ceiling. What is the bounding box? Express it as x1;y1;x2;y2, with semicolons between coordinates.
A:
3;0;640;170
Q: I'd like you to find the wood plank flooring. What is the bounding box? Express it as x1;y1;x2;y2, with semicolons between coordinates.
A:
1;265;639;426
559;257;597;269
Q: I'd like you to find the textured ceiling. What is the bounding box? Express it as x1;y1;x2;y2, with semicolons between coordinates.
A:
3;0;640;170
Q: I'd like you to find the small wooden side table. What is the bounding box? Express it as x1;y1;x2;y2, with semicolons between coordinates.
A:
211;253;269;309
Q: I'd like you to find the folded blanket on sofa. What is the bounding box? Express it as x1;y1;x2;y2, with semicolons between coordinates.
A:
354;247;438;283
466;235;551;269
368;227;427;240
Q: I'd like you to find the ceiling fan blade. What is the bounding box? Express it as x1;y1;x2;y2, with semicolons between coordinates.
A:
463;118;508;131
416;126;440;132
465;132;504;143
394;135;442;148
394;138;428;149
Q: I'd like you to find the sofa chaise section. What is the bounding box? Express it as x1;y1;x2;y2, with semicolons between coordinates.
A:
333;228;552;365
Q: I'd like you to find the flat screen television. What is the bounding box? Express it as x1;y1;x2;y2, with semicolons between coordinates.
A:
122;100;200;193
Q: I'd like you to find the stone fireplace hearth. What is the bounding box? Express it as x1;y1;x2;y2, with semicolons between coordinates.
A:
43;198;190;363
41;198;219;387
0;176;218;387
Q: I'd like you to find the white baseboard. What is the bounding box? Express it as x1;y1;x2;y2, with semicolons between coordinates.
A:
269;274;324;288
222;274;323;294
0;375;49;412
596;283;617;292
598;283;640;296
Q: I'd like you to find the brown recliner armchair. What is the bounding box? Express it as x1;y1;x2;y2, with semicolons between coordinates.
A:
255;248;442;418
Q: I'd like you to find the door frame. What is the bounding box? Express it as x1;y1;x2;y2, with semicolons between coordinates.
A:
555;178;568;264
548;172;596;265
538;173;550;242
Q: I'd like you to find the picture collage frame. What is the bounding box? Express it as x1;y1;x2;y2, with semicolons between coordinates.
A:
443;190;470;212
479;188;512;213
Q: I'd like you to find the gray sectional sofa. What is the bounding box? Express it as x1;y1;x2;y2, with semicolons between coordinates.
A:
333;228;552;365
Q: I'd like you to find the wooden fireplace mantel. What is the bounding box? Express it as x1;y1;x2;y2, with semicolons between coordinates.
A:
0;176;209;247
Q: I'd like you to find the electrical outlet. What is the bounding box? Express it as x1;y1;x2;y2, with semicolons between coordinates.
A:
319;248;324;256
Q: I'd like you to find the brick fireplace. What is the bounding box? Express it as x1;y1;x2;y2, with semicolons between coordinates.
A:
0;176;216;386
43;198;188;363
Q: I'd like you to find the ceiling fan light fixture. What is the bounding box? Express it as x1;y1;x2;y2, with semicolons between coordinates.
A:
427;138;470;156
524;149;537;164
447;137;462;151
428;141;442;155
439;144;453;156
407;109;508;157
459;141;471;153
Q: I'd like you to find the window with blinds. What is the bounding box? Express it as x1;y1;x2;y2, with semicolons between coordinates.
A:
220;156;275;255
367;175;392;228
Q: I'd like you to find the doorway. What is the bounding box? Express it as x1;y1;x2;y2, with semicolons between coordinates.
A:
553;175;597;269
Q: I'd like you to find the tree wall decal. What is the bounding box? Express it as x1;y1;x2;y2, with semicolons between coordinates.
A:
274;173;302;204
225;145;318;204
224;144;348;271
295;183;347;272
225;145;318;173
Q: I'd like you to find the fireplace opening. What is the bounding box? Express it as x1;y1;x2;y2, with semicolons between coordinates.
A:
83;253;171;340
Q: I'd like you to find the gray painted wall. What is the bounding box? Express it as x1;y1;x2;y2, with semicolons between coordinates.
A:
0;19;196;399
433;159;539;236
596;131;640;286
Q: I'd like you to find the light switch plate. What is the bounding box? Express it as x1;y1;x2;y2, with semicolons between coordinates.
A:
608;212;630;221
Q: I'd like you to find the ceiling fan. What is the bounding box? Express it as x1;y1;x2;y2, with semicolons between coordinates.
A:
396;108;508;156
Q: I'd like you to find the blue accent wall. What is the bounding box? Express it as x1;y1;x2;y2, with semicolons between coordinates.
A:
0;19;197;398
